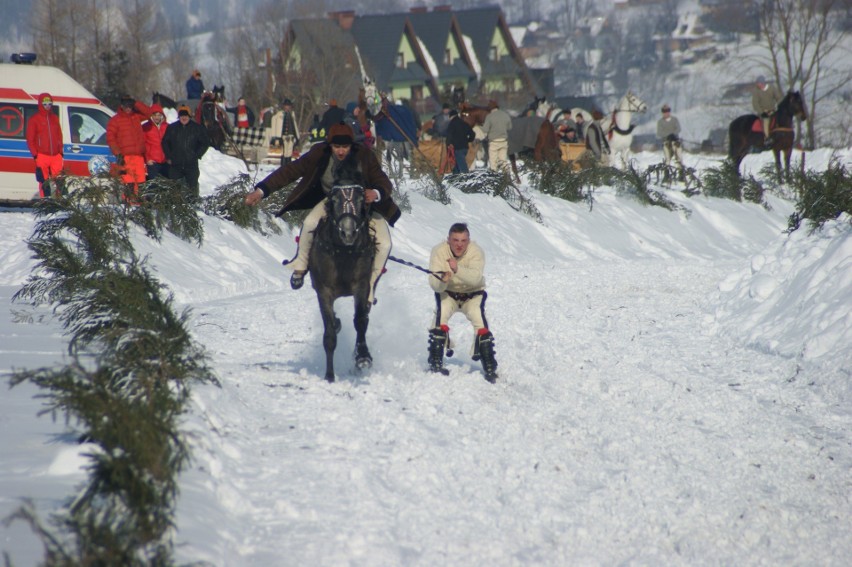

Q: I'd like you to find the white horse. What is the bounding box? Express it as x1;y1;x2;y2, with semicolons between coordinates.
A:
599;91;648;167
534;98;562;123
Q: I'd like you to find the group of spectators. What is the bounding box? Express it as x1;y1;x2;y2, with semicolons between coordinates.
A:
107;95;210;199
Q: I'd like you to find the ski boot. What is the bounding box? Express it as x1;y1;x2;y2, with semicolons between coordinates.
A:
427;326;450;375
473;329;498;383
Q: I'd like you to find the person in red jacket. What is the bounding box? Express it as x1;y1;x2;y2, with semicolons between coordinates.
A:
142;103;169;179
106;94;153;196
26;93;64;198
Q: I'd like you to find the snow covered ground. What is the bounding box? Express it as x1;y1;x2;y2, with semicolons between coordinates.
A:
1;146;851;565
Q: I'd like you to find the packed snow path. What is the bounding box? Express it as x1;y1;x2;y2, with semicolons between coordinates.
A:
177;256;849;565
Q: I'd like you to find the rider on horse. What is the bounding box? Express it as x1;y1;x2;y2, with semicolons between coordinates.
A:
244;122;401;304
752;75;783;145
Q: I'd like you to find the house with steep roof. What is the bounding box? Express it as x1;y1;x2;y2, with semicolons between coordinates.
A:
280;6;541;118
452;6;540;107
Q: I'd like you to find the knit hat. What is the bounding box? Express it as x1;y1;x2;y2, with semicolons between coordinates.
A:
661;104;671;112
327;122;355;145
120;94;135;106
178;105;191;117
150;103;164;115
442;102;450;110
756;75;766;84
328;98;338;107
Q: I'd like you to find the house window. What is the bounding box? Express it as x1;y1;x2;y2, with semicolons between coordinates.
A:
396;52;405;68
490;46;498;61
444;49;451;65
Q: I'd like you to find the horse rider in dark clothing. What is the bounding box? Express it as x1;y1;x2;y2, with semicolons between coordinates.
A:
243;122;401;304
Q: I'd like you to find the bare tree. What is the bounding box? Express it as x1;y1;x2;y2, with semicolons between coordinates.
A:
757;0;851;147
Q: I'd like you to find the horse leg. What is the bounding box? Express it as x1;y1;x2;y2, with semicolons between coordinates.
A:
510;154;520;183
353;293;372;370
317;293;338;382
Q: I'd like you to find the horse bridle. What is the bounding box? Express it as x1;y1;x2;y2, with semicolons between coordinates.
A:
613;94;646;114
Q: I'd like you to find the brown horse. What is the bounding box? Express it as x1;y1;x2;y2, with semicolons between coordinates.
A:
459;103;560;180
728;91;807;180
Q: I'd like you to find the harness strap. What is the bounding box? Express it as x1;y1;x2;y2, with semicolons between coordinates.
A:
446;290;484;303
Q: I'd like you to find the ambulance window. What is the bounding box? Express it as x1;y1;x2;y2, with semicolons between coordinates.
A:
0;104;41;140
68;106;110;146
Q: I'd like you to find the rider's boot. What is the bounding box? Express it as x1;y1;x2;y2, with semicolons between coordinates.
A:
290;270;306;290
474;329;498;383
428;326;450;375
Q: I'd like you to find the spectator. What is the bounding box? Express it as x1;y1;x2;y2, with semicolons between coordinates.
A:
555;109;577;143
272;98;300;165
574;112;586;142
656;104;684;178
25;92;64;198
445;110;475;174
162;105;211;199
186;70;204;100
226;96;255;128
432;103;452;138
581;109;611;166
70;114;84;144
481;100;512;172
106;94;154;197
143;103;169;180
318;99;346;138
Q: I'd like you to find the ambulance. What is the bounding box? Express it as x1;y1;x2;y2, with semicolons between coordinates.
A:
0;57;115;205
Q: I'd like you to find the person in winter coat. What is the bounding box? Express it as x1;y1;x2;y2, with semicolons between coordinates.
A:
318;99;346;139
656;104;684;176
226;97;255;128
106;94;154;194
271;98;300;165
445;110;475;174
752;75;783;144
581;109;610;166
143;103;169;179
431;103;452;138
426;222;498;382
243;122;401;304
186;70;205;100
25;92;64;198
162;106;211;198
481;100;512;172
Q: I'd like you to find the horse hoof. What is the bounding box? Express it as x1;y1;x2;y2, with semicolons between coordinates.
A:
356;357;372;370
325;374;335;383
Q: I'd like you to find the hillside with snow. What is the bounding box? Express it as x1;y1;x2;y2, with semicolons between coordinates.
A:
1;144;851;565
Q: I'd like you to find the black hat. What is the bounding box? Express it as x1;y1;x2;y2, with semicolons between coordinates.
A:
442;102;450;109
120;94;134;105
282;98;292;106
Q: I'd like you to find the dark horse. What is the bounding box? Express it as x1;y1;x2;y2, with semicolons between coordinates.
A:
729;91;807;179
310;177;375;382
195;88;232;151
152;91;178;109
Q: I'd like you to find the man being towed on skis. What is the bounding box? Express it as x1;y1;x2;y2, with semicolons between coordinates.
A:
427;223;498;382
244;122;401;304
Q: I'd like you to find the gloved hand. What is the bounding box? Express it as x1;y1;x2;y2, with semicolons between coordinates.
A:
666;134;679;143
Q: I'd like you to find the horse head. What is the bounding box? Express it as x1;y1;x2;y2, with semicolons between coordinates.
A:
623;91;648;114
328;182;368;248
787;91;808;122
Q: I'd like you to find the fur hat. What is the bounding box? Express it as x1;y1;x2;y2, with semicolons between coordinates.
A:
327;122;355;145
178;105;191;117
120;94;135;106
591;109;604;120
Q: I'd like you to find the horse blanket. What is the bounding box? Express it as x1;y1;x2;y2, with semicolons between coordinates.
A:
375;105;418;144
232;127;267;147
508;116;546;156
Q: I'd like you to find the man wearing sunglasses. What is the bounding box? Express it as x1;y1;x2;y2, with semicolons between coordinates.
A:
26;93;64;198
